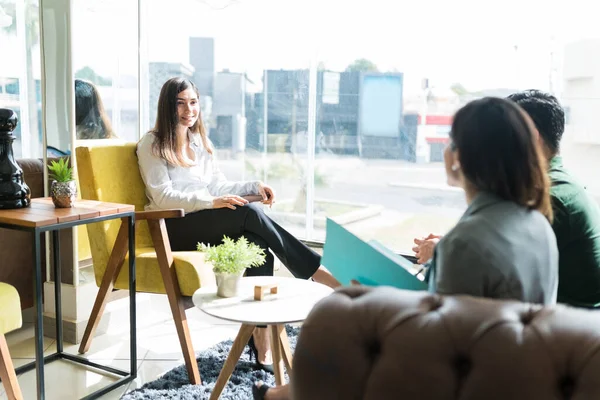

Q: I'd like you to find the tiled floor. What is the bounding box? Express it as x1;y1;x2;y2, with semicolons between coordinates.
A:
0;290;254;399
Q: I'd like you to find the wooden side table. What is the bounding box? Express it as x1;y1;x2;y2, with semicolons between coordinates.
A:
193;276;333;400
0;198;137;400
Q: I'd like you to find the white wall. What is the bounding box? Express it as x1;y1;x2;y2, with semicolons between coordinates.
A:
561;39;600;196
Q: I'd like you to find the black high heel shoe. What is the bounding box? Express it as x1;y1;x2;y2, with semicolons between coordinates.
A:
252;382;271;400
247;333;274;374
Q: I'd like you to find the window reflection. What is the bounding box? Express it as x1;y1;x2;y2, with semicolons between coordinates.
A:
74;79;115;140
72;0;139;142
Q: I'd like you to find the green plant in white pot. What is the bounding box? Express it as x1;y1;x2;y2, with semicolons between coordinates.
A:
48;157;77;208
197;235;266;298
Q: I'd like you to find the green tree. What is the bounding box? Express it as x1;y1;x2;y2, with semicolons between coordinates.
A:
450;83;470;96
1;0;40;152
75;66;112;86
345;58;379;73
244;158;328;213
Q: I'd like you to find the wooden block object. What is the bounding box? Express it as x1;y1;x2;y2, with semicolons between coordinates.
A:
254;284;278;301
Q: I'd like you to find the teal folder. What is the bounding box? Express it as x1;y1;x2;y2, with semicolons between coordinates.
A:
321;218;428;290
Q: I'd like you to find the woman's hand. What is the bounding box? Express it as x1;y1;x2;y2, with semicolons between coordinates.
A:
257;182;276;207
213;195;248;210
412;233;442;264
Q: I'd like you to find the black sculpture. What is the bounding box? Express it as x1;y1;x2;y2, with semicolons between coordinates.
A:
0;108;31;209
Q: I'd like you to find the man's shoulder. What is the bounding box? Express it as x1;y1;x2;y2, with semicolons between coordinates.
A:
549;164;587;205
549;163;600;233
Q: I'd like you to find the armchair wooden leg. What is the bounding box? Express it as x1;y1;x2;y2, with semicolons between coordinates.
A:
79;220;130;354
149;219;201;385
0;334;23;400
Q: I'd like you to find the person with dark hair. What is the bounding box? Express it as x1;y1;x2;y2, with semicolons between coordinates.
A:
75;79;115;139
507;90;600;308
507;89;564;156
136;77;340;377
426;97;557;302
255;97;559;400
415;90;600;309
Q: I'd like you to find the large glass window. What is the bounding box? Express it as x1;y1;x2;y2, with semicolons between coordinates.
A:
72;0;139;143
139;0;600;254
0;0;42;159
69;0;139;284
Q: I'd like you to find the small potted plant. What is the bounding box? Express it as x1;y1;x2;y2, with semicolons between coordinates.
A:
198;235;266;298
48;157;77;208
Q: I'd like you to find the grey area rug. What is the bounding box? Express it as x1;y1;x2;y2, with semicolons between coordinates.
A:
121;326;298;399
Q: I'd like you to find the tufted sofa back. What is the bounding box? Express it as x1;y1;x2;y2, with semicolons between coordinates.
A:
292;286;600;400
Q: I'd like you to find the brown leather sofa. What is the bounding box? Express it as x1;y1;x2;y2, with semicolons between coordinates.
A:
292;286;600;399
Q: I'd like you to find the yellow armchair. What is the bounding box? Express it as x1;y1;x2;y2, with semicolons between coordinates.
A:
0;282;23;400
75;141;216;384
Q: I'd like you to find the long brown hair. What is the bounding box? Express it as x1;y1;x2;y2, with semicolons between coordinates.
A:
451;97;553;221
151;77;212;167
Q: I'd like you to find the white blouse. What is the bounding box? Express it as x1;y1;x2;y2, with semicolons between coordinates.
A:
136;132;260;213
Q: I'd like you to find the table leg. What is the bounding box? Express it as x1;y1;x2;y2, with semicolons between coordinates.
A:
33;230;45;399
52;230;63;354
127;216;137;377
277;325;293;374
210;324;255;400
269;325;285;386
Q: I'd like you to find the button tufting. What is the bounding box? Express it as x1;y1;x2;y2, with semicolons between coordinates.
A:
454;355;472;380
520;310;535;325
429;296;444;312
367;340;381;358
559;375;576;399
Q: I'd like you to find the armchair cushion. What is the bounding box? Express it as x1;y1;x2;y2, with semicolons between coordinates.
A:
115;248;215;296
0;283;22;335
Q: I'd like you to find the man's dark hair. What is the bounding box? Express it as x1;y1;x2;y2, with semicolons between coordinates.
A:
506;89;565;154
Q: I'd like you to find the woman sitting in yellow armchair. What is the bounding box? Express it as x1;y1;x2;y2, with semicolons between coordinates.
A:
136;77;340;374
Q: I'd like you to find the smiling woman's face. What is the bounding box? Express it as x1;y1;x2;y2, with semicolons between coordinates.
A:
176;88;200;128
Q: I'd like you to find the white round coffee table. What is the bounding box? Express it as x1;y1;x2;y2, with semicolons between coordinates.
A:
192;276;333;400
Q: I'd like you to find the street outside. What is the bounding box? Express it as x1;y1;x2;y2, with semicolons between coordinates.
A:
218;152;466;254
217;139;600;255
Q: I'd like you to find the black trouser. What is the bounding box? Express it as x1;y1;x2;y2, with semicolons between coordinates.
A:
165;203;320;279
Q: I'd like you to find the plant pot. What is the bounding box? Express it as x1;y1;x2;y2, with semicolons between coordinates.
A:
215;271;244;298
51;180;77;208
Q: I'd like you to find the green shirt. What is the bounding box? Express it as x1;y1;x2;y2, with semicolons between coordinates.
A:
549;156;600;308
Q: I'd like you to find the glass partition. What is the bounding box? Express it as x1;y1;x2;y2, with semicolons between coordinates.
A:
72;0;139;143
133;0;600;254
0;0;42;159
